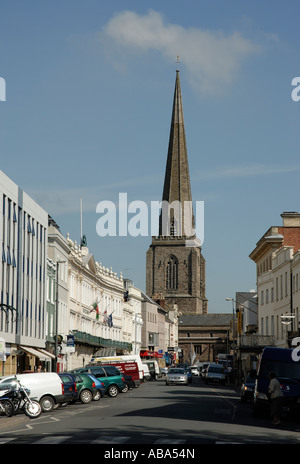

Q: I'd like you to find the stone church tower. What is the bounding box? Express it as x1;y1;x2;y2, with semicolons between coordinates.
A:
146;71;207;315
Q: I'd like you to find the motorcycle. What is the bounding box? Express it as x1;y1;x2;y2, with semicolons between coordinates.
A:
0;393;14;417
3;378;42;419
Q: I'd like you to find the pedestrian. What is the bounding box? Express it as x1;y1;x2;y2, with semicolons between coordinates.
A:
268;371;283;425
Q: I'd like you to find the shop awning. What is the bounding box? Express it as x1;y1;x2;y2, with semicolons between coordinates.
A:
37;349;55;360
19;346;53;361
140;351;159;357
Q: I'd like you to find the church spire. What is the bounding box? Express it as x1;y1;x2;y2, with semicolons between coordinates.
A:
160;70;195;237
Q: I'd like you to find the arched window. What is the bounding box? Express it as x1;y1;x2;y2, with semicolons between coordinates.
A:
166;255;178;290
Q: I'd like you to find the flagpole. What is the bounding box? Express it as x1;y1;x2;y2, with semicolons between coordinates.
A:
80;197;83;241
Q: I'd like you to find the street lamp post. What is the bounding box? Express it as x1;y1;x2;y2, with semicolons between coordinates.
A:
54;260;66;373
225;297;236;384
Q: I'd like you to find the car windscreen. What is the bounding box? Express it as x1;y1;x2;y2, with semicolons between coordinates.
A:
259;359;300;380
209;367;224;374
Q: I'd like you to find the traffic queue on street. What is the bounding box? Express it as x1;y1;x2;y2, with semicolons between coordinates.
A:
0;356;146;419
0;358;217;419
3;347;298;424
0;357;244;420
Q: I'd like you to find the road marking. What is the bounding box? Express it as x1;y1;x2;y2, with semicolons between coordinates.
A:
0;438;15;444
32;436;72;444
155;438;186;443
92;436;130;444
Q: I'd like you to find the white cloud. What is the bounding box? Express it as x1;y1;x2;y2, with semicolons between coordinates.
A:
102;9;260;95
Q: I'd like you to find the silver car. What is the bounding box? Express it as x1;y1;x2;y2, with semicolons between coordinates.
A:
165;368;189;386
205;363;226;385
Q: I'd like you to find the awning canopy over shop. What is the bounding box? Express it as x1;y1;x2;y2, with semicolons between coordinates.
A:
140;350;159;357
38;349;55;360
19;346;54;361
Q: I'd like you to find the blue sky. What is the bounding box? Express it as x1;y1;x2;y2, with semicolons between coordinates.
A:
1;1;300;313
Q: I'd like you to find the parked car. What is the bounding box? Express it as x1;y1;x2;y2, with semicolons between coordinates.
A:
240;373;255;403
89;359;141;388
0;373;66;412
91;355;144;383
161;367;169;376
121;374;135;393
184;368;192;383
58;373;78;404
142;360;161;380
69;372;98;404
86;374;106;400
166;368;189;386
190;366;200;376
205;363;226;385
201;363;210;379
142;363;151;381
69;365;125;398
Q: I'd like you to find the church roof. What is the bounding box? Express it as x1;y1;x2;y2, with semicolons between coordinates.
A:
179;313;233;327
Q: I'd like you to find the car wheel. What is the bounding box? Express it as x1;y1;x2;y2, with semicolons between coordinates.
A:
40;395;55;412
121;383;129;393
108;384;119;397
93;390;101;401
80;389;93;404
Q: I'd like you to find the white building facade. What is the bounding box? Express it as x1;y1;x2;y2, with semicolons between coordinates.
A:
0;170;49;375
250;212;300;348
66;234;133;370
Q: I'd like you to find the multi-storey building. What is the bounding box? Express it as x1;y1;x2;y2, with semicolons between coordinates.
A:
140;293;179;367
123;279;143;355
0;170;50;374
249;212;300;347
66;234;132;370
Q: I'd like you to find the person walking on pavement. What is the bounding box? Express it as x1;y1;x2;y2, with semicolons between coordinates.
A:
268;371;283;425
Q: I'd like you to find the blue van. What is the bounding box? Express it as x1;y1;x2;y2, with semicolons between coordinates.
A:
253;346;300;417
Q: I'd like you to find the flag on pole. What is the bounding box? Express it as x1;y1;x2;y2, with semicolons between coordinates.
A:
103;308;108;325
190;343;196;365
108;313;113;328
91;301;100;320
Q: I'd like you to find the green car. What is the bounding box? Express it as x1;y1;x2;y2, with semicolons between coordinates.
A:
64;372;98;404
69;365;125;398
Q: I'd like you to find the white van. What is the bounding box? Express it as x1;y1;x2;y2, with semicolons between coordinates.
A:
142;363;151;381
0;373;65;412
142;359;161;380
91;355;145;382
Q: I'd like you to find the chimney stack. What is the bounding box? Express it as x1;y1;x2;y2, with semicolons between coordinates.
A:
281;212;300;227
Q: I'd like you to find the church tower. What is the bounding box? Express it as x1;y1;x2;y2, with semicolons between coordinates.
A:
146;70;207;314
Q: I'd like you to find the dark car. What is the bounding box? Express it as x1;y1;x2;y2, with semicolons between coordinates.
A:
121;374;135;392
58;373;78;404
69;365;125;397
64;372;98;404
240;373;255;403
184;368;192;383
87;373;106;400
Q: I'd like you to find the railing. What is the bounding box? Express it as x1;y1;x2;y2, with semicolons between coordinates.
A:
238;334;274;348
72;330;132;351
